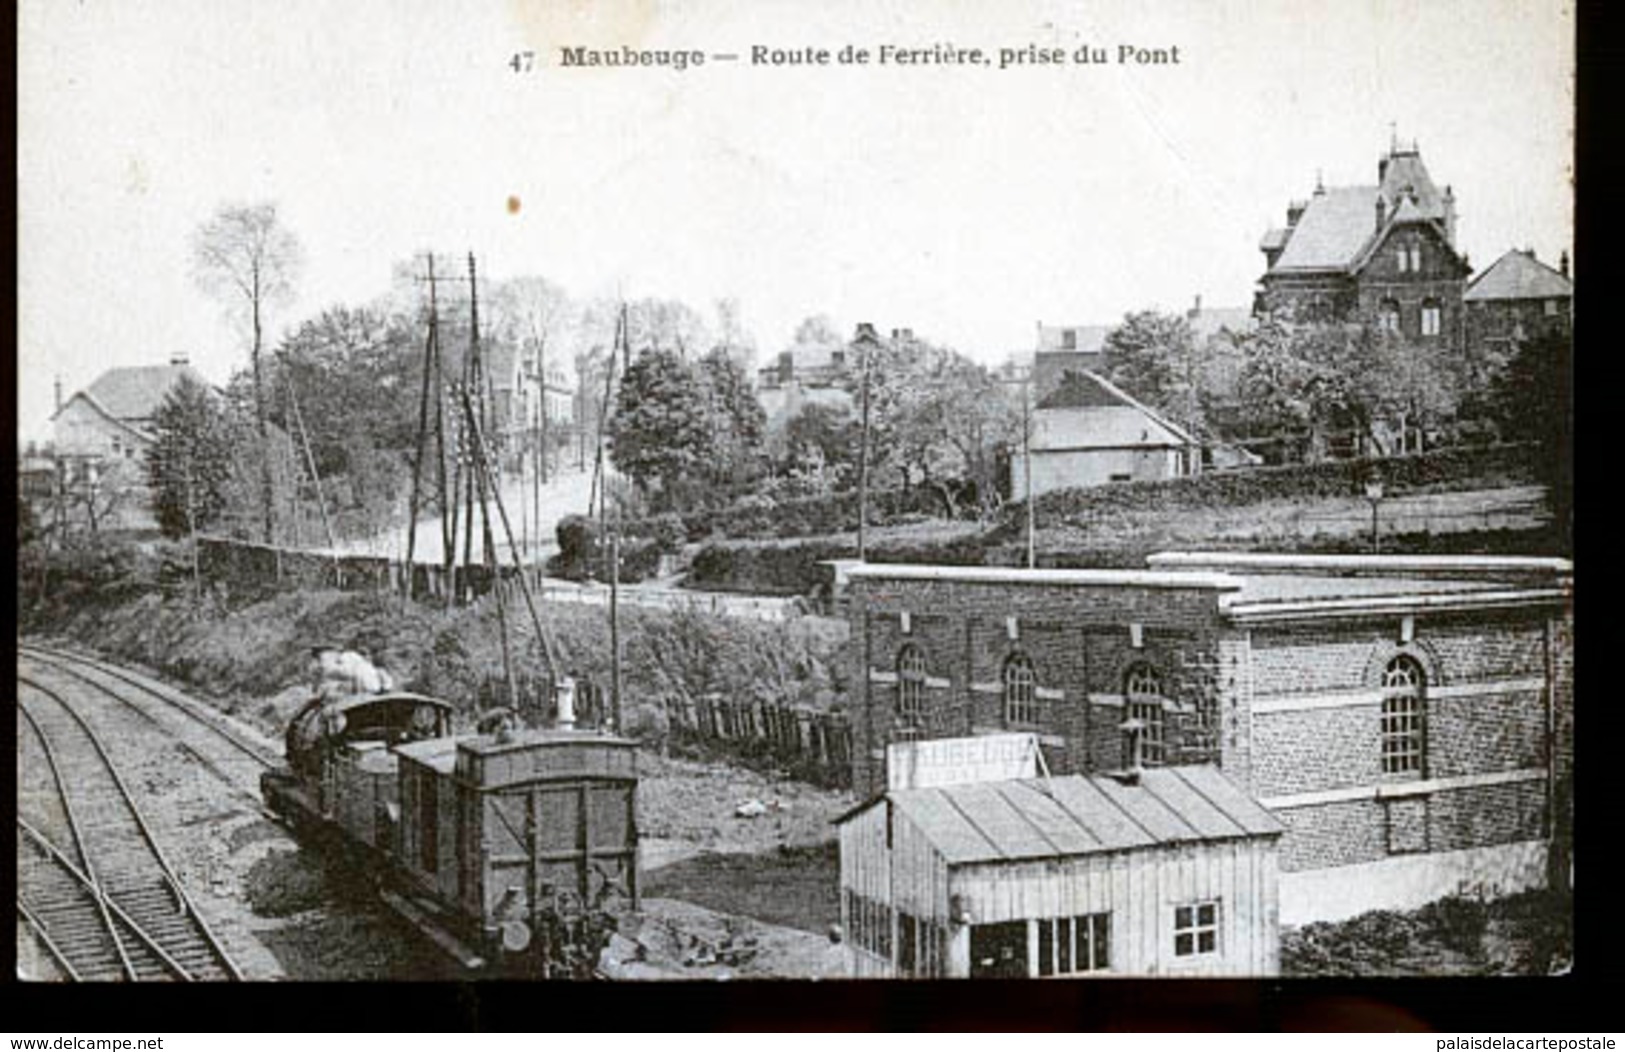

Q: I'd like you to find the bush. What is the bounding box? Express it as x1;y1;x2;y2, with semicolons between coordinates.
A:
551;514;601;581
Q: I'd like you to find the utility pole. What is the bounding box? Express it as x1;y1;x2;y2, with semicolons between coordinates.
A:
283;363;339;560
609;495;622;733
459;385;564;694
185;451;202;603
588;309;622;522
405;256;439;597
1021;370;1035;569
857;328;873;562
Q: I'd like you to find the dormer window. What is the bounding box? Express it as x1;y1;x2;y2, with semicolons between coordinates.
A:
1060;328;1077;351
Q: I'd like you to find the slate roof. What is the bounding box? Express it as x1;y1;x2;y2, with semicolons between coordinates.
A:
67;363;207;422
1378;149;1448;219
864;766;1282;866
1464;249;1574;303
1270;187;1380;272
1033;370;1194;448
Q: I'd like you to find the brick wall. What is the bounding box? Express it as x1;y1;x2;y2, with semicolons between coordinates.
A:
1428;779;1546;854
849;576;1230;794
1276;799;1387;871
1253;705;1383;797
1248;611;1558;873
846;574;1571;886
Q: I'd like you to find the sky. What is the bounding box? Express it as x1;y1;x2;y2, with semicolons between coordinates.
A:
17;0;1573;443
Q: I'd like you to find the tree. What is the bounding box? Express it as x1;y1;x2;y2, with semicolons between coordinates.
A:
1489;330;1571;545
192;203;304;543
776;402;862;492
147;375;236;540
608;347;713;509
268;305;421;536
1236;320;1461;461
697;347;767;491
1101;310;1208;438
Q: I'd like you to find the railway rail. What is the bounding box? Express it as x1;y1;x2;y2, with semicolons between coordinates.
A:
18;643;283;774
16;676;245;981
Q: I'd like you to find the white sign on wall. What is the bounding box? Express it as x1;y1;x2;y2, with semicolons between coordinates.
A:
886;733;1039;791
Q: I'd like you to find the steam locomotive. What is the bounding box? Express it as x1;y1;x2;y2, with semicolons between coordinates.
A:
261;684;639;977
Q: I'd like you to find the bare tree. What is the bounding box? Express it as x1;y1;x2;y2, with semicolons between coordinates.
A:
191;203;304;542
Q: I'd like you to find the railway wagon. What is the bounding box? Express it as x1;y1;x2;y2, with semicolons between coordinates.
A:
262;690;639;975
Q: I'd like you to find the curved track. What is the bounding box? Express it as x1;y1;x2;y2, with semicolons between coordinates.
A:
16;676;244;981
18;643;282;777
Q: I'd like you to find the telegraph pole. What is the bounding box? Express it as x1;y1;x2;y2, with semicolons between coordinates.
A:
857;329;873;562
1021;370;1035;568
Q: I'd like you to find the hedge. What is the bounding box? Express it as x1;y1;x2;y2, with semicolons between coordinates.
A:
622;485;946;545
1004;442;1540;535
687;531;992;595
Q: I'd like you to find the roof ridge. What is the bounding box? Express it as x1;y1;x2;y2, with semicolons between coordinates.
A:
1077;369;1195;444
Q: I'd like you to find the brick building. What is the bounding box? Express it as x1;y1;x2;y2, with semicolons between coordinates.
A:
1256;143;1470;350
844;553;1572;923
1463;248;1573;358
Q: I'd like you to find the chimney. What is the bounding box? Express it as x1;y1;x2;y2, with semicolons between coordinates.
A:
1190;293;1202;319
54;375;63;414
1286;200;1305;228
1442;186;1456;246
1560;251;1570;279
1378;155;1389;182
170;351;190;366
1375;196;1387;231
854;322;878;343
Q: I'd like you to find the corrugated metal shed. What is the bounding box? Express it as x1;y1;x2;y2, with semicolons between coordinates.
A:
858;766;1281;866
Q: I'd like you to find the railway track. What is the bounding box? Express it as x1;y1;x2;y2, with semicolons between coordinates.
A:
18;643;283;776
16;678;244;981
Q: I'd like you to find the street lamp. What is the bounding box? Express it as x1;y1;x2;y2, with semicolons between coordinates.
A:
1363;476;1385;553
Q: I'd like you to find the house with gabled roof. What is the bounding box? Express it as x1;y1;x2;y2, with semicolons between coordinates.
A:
1463;248;1573;357
51;354;209;465
1012;369;1196;496
1256;141;1470;350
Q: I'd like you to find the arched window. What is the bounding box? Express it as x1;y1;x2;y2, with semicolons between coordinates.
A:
896;644;927;737
1380;656;1426;776
1420;298;1442;338
1003;652;1038;726
1378;298;1402;334
1123;662;1166;766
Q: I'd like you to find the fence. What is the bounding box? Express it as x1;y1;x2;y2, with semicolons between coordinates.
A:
664;693;854;788
198;535;548;604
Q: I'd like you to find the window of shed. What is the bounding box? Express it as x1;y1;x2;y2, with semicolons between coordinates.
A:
1381;656;1426;776
1003;652;1038;726
1173;901;1219;957
895;644;928;738
1123;662;1167;766
1037;913;1111;976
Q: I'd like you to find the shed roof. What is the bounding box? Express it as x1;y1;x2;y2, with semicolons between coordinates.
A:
1033;369;1194;447
1464;249;1574;303
851;766;1282;866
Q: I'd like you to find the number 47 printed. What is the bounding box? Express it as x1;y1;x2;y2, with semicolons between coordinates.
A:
509;51;536;73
